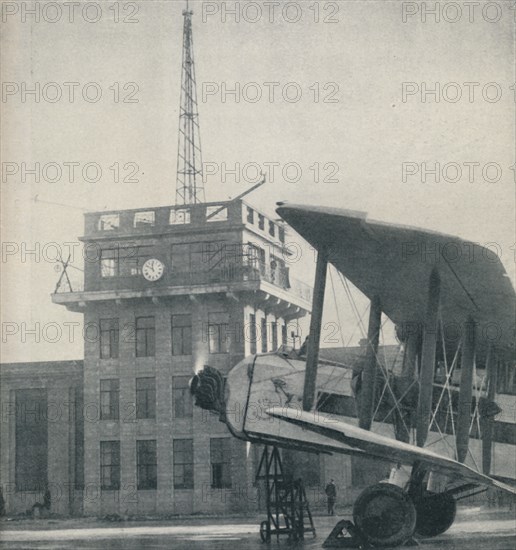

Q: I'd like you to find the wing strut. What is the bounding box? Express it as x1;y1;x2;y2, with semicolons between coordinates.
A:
416;268;441;447
482;344;496;474
456;316;476;463
302;249;328;411
358;294;382;430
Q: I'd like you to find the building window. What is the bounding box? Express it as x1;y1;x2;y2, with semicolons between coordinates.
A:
100;441;120;490
497;363;516;395
210;438;232;488
173;376;193;418
258;214;265;230
261;318;268;353
278;226;285;243
135;316;155;357
206;205;228;222
281;324;287;346
123;247;152;277
249;313;257;355
136;377;156;419
134;210;155;227
100;318;119;359
169;208;191;225
100;379;119;420
171;314;192;356
98;214;120;231
246;207;254;224
268;220;275;237
271;322;278;350
100;249;119;277
137;440;157;490
173;439;194;489
208;312;229;354
15;389;47;491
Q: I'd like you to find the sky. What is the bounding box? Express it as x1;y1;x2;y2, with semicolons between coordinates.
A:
1;0;514;362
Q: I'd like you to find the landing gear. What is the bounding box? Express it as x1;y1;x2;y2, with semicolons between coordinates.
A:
353;483;417;547
414;491;457;537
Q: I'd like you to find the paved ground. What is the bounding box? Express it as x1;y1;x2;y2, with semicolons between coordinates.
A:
0;507;514;549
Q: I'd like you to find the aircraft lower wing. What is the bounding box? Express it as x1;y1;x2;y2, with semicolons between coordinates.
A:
267;407;516;496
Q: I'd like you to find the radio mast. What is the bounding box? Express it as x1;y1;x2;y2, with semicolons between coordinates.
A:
176;0;205;204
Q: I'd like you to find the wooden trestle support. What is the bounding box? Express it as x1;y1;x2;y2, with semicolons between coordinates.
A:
256;446;316;543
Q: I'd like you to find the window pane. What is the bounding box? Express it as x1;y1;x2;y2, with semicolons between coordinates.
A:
134;211;155;227
172;315;192;356
173;376;193;418
170;208;191;225
210;438;231;488
101;258;116;278
271;322;278;350
137;440;157;490
173;439;193;489
98;214;120;231
100;441;120;490
261;318;267;353
136;377;156;419
100;319;119;359
250;314;257;355
135;317;155;357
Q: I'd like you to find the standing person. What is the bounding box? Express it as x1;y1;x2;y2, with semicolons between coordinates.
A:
325;479;337;516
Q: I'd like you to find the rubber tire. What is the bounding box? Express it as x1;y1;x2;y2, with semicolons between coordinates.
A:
414;491;457;538
260;520;271;543
353;483;417;547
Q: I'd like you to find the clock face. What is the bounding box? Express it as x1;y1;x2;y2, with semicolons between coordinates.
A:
142;259;164;282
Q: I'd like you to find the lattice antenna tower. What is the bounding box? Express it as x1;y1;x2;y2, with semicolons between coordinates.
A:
176;0;205;205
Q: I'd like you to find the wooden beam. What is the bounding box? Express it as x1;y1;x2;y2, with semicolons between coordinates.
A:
416;268;441;447
302;250;328;411
456;315;476;463
358;294;382;430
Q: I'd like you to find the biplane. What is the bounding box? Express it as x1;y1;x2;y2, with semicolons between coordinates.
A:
191;203;516;547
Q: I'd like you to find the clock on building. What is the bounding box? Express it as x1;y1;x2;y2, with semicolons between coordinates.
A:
142;258;164;282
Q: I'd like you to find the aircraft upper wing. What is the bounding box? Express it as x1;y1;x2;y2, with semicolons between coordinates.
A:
276;203;515;356
267;407;516;495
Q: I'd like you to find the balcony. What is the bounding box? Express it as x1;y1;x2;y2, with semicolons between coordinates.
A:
52;262;312;311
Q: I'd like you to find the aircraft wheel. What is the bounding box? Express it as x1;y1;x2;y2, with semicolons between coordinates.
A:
353;483;416;547
259;520;271;542
414;491;457;537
